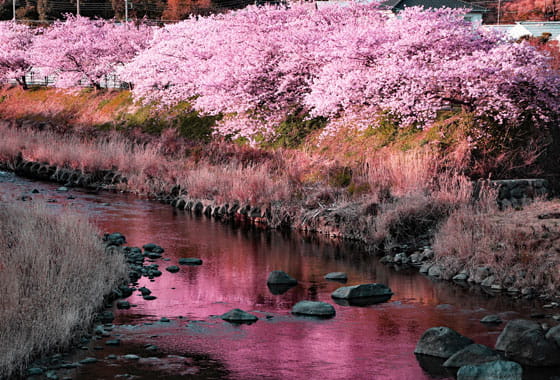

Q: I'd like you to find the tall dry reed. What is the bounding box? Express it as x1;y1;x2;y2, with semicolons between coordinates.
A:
0;202;127;378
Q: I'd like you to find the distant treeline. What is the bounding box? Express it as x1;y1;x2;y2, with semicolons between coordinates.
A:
0;0;260;21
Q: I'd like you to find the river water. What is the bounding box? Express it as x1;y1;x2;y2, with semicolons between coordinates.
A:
1;171;558;380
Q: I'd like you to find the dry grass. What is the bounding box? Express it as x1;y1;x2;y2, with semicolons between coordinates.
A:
0;202;127;378
433;197;560;293
0;86;134;127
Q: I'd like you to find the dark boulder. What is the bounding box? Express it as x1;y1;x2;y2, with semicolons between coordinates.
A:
443;344;502;368
178;258;203;265
457;360;522;380
267;271;298;285
495;319;541;351
331;283;392;302
414;327;473;358
324;272;348;282
545;325;560;348
504;328;560;366
291;301;336;318
143;243;164;253
220;309;258;323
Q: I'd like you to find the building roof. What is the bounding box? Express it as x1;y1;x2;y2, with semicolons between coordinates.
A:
379;0;488;13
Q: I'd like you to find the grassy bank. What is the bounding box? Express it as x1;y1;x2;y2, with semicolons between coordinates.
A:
0;202;128;378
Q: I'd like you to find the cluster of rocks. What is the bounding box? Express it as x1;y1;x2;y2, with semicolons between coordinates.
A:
103;233;202;289
415;319;560;379
380;245;560;304
25;232;207;379
219;270;393;323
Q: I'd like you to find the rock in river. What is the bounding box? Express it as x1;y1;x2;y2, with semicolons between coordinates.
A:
494;319;541;351
443;344;502;368
165;265;180;273
267;270;298;285
116;300;130;309
504;327;560;366
143;243;164;254
178;258;203;265
324;272;348;282
220;309;258;323
546;325;560;347
291;301;336;318
331;283;392;301
414;327;473;358
480;315;502;324
457;360;522;380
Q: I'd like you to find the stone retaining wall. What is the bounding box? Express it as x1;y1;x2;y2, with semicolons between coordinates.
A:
4;156;127;190
488;179;549;208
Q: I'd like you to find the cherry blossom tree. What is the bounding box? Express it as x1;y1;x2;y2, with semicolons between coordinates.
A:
31;15;152;89
121;5;560;138
0;22;35;89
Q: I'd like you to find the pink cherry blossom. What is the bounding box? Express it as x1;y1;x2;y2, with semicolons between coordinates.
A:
0;22;35;88
31;16;152;89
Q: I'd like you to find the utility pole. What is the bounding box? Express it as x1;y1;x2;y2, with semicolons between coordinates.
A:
77;0;80;16
12;0;16;21
497;0;501;25
125;0;128;22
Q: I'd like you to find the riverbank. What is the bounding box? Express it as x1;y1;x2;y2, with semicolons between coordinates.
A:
0;201;128;378
1;116;559;306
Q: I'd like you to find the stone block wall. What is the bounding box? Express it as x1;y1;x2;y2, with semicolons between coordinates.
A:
489;179;549;208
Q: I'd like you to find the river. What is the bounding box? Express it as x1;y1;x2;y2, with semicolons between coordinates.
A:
1;171;558;380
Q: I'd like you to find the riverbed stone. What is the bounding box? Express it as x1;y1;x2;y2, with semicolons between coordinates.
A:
165;265;180;273
116;300;130;309
443;344;502;368
481;275;496;288
139;287;151;296
480;315;502;324
414;327;474;358
123;354;140;360
143;295;157;301
291;301;336;317
427;264;443;278
324;272;348;281
106;339;121;346
220;309;258;323
267;271;298;285
56;186;69;192
453;272;468;281
27;367;44;375
504;327;560;366
79;357;97;364
495;319;541;351
419;263;432;274
104;233;126;246
98;311;115;324
545;325;560;348
457;360;522;380
331;283;393;300
178;258;203;265
143;243;164;253
145;252;162;259
471;267;491;284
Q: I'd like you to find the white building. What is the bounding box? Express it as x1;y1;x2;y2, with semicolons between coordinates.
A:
488;21;560;41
